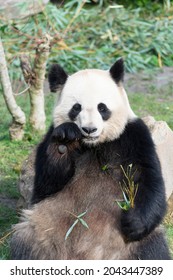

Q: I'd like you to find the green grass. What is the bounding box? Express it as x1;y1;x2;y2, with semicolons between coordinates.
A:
129;92;173;129
165;224;173;258
0;69;173;259
0;205;19;260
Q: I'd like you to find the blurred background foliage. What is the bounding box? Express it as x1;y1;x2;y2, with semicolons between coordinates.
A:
0;0;173;86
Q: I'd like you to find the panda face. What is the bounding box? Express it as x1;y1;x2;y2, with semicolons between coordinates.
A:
50;59;136;145
68;99;112;144
53;68;136;145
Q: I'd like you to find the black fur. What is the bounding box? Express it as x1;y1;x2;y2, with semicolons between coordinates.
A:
117;119;166;242
31;123;82;204
68;103;82;121
110;57;124;84
97;119;167;242
98;103;111;120
137;230;171;260
48;64;68;92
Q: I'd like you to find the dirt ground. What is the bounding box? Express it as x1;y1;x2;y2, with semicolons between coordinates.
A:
125;66;173;94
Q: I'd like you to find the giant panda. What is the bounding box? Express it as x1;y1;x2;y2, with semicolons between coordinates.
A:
11;59;171;260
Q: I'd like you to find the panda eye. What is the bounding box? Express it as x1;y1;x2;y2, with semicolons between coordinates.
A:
98;103;111;121
72;103;81;112
68;103;81;121
98;103;108;113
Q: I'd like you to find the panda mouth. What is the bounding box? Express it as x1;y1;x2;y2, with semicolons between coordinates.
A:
82;135;99;142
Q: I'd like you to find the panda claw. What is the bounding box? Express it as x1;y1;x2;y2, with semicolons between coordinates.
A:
58;145;67;154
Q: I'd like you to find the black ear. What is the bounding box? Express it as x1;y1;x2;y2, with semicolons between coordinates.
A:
48;64;68;92
109;58;124;84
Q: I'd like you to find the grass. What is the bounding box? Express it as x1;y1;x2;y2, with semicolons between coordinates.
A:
166;225;173;257
129;92;173;129
0;71;173;259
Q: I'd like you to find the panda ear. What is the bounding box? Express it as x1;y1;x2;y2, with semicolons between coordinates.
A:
48;64;68;92
109;58;124;84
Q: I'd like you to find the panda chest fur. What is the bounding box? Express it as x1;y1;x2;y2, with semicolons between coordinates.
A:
31;147;134;260
49;149;132;259
68;148;124;210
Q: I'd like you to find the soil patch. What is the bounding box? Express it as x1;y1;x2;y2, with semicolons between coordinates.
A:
125;66;173;94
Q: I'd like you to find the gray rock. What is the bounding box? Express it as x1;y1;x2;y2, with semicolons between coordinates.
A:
143;116;173;199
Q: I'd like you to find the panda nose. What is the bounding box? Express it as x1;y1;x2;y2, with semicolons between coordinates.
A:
82;127;97;135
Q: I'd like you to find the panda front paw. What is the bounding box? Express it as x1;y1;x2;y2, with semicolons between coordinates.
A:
121;209;148;242
52;122;82;143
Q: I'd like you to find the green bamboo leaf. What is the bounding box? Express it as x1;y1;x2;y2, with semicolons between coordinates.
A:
116;201;130;211
102;165;108;171
78;211;87;218
79;218;89;229
65;220;78;240
122;190;130;205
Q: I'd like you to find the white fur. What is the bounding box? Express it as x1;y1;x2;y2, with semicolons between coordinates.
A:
53;69;136;145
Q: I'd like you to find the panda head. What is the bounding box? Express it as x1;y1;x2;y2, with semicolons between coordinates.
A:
48;58;136;145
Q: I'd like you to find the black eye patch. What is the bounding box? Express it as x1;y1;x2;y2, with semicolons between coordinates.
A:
68;103;82;121
98;103;111;120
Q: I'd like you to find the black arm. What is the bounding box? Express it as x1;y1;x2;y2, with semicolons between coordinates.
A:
31;123;82;204
119;119;166;241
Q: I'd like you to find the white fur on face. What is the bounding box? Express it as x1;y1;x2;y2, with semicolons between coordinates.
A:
53;69;136;145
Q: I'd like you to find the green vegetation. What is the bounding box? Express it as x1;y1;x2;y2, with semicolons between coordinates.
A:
0;0;173;259
117;164;139;211
1;0;173;83
129;91;173;130
166;225;173;257
65;210;89;240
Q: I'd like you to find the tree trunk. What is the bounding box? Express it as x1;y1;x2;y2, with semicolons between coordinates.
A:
21;34;52;132
0;36;26;140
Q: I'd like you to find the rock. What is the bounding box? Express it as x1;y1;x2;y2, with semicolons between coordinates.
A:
143;116;173;200
18;117;173;210
0;0;49;21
